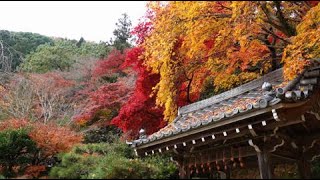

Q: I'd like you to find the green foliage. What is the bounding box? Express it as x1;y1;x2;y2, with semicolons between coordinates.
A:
110;13;132;52
142;154;179;179
199;77;216;100
49;141;177;179
0;174;4;179
76;40;110;59
49;152;95;179
0;30;53;71
20;38;110;73
21;40;77;73
84;125;122;144
89;157;155;179
76;37;85;48
0;128;37;177
312;158;320;179
49;142;132;179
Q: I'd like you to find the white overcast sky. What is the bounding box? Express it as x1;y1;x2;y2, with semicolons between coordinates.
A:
0;1;148;43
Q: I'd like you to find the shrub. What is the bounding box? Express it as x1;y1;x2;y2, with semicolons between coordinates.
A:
84;125;122;144
0;128;37;177
50;141;178;179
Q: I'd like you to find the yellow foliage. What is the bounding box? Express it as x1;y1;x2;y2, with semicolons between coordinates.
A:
140;1;317;122
283;4;320;80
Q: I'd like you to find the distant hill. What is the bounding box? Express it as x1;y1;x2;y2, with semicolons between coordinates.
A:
0;29;54;71
0;29;109;72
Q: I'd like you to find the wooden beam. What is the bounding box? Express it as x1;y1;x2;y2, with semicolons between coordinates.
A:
139;117;274;155
191;128;251;149
186;146;257;166
263;118;303;131
271;153;298;162
297;131;320;147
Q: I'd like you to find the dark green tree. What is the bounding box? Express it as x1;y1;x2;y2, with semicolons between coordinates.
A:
76;37;85;48
0;128;38;178
49;141;178;179
110;13;132;52
83;125;122;144
0;30;53;72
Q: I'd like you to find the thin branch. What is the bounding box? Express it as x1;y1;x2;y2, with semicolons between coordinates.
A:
261;27;291;44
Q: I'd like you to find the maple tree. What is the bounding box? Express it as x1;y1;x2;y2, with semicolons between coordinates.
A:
0;119;82;178
282;3;320;80
28;122;83;162
111;47;166;138
0;119;83;157
136;1;319;122
73;77;134;127
73;49;135;127
92;49;126;79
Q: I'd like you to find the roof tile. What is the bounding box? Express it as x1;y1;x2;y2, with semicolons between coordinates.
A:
133;66;320;147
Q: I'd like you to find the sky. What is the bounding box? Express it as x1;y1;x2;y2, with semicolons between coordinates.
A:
0;1;148;43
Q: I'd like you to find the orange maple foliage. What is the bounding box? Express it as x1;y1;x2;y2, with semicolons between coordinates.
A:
28;122;83;158
0;118;29;131
24;165;46;179
0;118;83;177
137;1;317;122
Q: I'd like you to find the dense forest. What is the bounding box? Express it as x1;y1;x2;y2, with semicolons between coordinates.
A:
0;1;320;179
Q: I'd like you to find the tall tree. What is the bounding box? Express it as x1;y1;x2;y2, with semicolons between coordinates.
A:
110;13;132;52
76;37;85;48
137;1;318;122
72;49;135;128
111;47;166;139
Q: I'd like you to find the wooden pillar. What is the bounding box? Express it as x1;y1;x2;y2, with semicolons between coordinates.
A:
185;162;191;179
179;157;190;179
298;157;311;179
225;165;231;179
257;148;272;179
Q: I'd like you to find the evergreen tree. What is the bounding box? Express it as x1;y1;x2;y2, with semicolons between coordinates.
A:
110;13;132;52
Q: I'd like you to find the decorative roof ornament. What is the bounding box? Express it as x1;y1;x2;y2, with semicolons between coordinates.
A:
139;129;147;139
260;82;281;108
262;82;272;91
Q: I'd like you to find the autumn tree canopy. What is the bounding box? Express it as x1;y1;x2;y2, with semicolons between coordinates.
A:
135;1;320;122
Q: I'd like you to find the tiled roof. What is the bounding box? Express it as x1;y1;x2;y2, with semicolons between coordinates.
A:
132;66;320;147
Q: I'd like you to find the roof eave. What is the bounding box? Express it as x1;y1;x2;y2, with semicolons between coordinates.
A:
135;101;308;150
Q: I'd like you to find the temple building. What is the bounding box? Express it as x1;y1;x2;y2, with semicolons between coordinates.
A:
130;65;320;179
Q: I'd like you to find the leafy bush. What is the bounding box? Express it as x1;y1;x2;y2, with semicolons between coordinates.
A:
0;119;82;178
143;154;178;179
84;125;122;144
0;128;37;177
50;141;177;179
312;158;320;179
